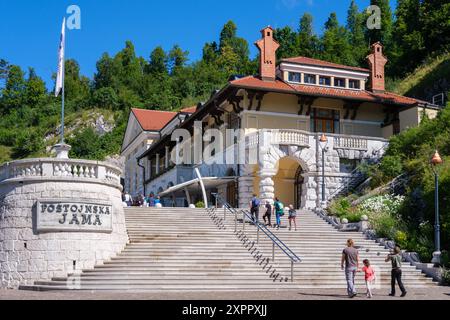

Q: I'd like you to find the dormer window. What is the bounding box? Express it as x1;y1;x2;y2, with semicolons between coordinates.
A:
304;74;316;84
319;76;331;86
334;78;346;88
349;79;360;89
288;72;301;83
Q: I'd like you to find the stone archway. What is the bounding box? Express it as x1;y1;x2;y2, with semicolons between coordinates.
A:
272;156;307;210
258;145;314;209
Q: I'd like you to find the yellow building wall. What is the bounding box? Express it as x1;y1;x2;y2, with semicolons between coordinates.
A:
399;107;439;132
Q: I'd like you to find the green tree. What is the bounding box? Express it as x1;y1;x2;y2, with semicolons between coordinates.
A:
63;59;90;103
92;87;119;109
298;13;319;58
25;68;47;107
0;65;26;113
347;1;369;65
368;0;394;47
390;0;425;76
146;46;168;75
320;13;356;66
274;26;298;60
219;20;237;51
94;53;116;90
202;42;219;65
168;45;189;74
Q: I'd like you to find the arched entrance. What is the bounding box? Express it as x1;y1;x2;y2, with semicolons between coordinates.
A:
273;157;305;209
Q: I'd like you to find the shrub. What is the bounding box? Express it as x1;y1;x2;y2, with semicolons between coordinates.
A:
195;201;205;208
369;211;397;239
328;197;351;218
394;230;408;249
441;269;450;286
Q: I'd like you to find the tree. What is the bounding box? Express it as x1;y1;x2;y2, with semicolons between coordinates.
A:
320;13;356;66
274;26;298;60
368;0;394;48
92;87;119;109
0;65;26;113
390;0;425;76
0;59;9;87
25;67;46;107
421;0;450;54
168;45;189;74
219;20;237;51
217;20;250;75
94;53;116;90
146;46;168;75
202;42;219;65
298;13;319;57
347;0;369;64
63;59;90;103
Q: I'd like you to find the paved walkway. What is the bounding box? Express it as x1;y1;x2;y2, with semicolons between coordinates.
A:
1;287;449;300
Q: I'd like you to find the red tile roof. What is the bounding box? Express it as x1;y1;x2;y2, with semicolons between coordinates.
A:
180;106;197;113
229;76;427;106
131;108;177;131
281;56;370;73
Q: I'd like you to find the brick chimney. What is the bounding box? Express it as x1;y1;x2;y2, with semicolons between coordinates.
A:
255;26;279;82
367;42;388;93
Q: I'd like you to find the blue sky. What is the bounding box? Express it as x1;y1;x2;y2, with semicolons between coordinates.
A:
0;0;397;89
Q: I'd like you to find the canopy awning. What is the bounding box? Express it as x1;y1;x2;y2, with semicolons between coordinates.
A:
159;176;237;197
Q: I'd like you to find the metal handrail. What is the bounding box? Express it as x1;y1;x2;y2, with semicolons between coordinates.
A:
213;194;301;264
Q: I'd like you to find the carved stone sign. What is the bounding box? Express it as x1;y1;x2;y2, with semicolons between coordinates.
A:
36;199;113;233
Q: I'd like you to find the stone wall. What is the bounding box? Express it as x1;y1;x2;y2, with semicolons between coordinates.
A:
0;159;128;289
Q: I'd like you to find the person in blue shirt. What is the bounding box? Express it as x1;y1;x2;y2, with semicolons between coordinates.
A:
249;194;261;222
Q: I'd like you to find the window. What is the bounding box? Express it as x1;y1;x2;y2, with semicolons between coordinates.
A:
319;76;331;86
288;72;301;83
349;79;360;89
310;108;340;134
334;78;346;88
304;74;316;84
340;159;361;173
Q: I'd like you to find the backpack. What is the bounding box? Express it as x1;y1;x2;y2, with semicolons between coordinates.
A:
252;198;261;208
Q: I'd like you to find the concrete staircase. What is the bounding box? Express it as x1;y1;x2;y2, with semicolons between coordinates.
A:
20;208;300;291
225;209;435;289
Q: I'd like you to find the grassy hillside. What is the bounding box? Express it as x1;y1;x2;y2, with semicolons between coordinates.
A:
388;53;450;104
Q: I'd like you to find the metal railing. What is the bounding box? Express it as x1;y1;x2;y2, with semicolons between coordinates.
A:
210;194;301;282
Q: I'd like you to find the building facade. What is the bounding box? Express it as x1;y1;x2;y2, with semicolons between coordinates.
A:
121;107;195;197
135;27;440;210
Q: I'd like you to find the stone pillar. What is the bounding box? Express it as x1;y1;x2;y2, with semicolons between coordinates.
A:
259;168;277;205
238;176;254;209
155;154;160;175
165;147;170;169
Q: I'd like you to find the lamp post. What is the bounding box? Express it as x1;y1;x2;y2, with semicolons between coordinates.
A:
319;134;329;204
430;150;443;266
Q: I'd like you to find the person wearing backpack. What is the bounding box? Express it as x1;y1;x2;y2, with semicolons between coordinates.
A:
274;197;284;229
386;246;407;297
249;194;261;222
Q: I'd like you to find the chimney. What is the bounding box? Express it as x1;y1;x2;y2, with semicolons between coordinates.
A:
367;42;388;93
255;26;279;82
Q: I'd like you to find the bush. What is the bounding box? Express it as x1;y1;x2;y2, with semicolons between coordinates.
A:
441;269;450;286
195;201;205;208
328;197;351;218
369;211;397;239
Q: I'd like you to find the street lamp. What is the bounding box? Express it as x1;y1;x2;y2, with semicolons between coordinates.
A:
319;134;329;203
431;150;443;266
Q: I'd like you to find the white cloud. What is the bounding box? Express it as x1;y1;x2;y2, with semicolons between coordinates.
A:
280;0;314;9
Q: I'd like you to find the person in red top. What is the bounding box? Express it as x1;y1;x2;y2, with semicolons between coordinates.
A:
361;259;376;298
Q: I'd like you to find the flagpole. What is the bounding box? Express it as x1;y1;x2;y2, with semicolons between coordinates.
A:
61;23;66;145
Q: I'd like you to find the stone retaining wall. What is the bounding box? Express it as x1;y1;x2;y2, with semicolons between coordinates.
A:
0;159;129;289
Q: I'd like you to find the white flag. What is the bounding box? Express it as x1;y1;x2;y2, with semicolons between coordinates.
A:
55;18;66;97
